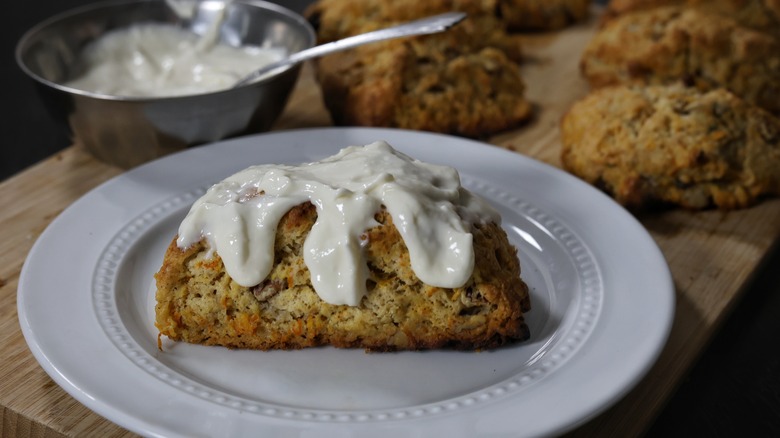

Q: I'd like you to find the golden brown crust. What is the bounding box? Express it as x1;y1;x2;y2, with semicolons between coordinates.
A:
581;6;780;114
602;0;680;22
155;203;531;351
560;83;780;209
304;0;523;60
603;0;780;37
691;0;780;38
306;0;592;36
315;38;533;138
304;0;533;137
499;0;592;31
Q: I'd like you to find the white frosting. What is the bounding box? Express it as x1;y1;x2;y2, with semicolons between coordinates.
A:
65;22;285;97
177;141;500;306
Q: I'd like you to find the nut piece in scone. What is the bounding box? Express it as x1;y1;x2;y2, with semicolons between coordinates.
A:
560;84;780;209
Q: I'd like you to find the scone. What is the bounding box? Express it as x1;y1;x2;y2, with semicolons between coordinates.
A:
307;0;591;37
581;6;780;113
305;0;522;60
315;38;533;138
601;0;681;22
602;0;780;37
686;0;780;38
155;142;531;351
560;84;780;209
304;0;533;137
499;0;592;31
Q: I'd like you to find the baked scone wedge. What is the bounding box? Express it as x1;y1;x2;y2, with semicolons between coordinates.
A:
581;6;780;113
602;0;780;38
314;39;532;138
155;142;531;351
561;83;780;209
304;0;532;137
499;0;592;31
304;0;523;61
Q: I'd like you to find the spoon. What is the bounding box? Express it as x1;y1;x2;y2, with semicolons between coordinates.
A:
233;11;467;88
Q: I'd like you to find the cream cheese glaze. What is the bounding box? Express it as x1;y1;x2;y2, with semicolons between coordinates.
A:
177;141;500;306
64;22;285;97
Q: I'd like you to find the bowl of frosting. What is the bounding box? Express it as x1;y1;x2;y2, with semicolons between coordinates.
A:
16;0;315;168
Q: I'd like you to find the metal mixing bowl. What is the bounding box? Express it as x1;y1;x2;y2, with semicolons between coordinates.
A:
16;0;315;168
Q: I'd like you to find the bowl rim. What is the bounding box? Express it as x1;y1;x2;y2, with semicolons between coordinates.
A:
15;0;316;102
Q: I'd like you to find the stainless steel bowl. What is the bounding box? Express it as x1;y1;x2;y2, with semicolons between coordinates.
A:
16;0;315;168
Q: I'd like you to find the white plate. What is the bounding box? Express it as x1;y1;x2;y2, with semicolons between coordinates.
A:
18;128;674;437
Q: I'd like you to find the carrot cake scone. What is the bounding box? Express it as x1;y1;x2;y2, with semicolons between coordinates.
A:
581;6;780;113
304;0;533;137
155;141;531;351
499;0;592;31
602;0;780;37
560;84;780;209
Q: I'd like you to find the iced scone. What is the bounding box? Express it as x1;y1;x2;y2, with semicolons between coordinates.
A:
154;141;530;351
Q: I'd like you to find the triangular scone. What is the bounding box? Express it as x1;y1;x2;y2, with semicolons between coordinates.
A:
155;204;530;351
561;84;780;209
581;6;780;113
155;143;531;351
304;0;533;137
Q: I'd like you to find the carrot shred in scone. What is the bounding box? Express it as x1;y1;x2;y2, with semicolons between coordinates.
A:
293;319;304;336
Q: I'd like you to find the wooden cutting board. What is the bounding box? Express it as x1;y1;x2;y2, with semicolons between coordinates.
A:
2;10;780;437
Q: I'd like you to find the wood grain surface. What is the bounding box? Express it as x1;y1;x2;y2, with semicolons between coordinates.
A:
3;11;780;437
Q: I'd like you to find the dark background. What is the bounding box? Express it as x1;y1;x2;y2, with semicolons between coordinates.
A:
6;1;780;435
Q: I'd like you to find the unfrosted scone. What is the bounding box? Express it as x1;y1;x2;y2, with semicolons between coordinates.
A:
602;0;780;37
581;6;780;113
305;0;523;61
304;0;533;137
686;0;780;38
499;0;592;31
314;39;532;138
307;0;592;37
601;0;681;21
560;84;780;209
155;142;531;351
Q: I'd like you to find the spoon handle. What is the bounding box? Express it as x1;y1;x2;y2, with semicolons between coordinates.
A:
234;11;467;87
